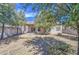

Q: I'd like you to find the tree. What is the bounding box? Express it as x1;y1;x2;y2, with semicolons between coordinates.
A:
14;10;26;34
65;4;79;55
0;3;26;39
0;4;16;39
35;10;56;34
56;4;79;55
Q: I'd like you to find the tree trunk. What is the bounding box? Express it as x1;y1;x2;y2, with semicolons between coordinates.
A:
40;27;46;34
76;20;79;55
23;26;25;33
77;24;79;55
17;27;19;34
0;23;5;40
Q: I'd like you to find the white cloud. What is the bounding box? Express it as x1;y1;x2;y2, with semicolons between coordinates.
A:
25;12;37;17
17;9;23;12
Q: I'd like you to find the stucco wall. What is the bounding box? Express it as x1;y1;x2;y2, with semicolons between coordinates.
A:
50;25;62;35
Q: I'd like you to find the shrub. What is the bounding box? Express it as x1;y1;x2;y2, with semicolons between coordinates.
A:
47;44;75;55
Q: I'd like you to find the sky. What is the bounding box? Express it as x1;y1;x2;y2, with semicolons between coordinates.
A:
16;3;67;24
16;3;37;24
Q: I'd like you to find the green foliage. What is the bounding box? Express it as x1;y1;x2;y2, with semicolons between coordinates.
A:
0;4;12;25
57;4;79;29
21;3;79;28
48;44;75;55
68;4;79;27
0;4;26;39
14;10;26;26
35;10;56;31
0;3;26;26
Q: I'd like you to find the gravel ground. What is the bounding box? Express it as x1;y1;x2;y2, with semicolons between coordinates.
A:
0;33;77;55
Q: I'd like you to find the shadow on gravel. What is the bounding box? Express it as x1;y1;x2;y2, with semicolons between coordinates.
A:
56;34;77;41
23;37;75;55
0;34;22;45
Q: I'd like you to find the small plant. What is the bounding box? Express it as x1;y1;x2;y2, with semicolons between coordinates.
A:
47;44;75;55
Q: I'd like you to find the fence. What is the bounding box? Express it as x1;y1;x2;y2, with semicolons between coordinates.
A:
0;26;24;39
62;27;77;36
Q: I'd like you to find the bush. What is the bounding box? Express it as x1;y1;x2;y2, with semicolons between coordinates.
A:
47;44;75;55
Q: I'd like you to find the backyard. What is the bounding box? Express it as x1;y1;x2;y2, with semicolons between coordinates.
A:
0;3;79;55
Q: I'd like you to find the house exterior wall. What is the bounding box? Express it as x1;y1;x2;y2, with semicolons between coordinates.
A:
25;25;63;34
50;25;63;35
49;25;77;35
